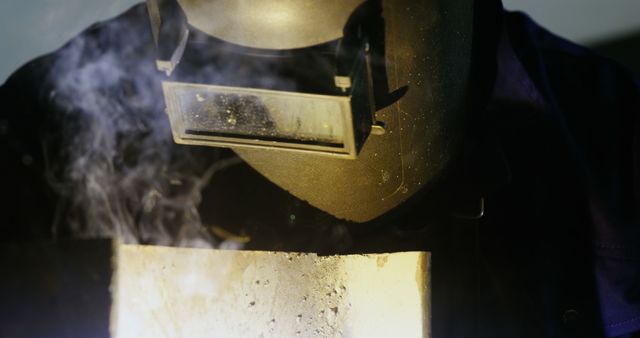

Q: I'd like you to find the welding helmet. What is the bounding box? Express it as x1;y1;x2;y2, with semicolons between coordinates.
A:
147;0;474;222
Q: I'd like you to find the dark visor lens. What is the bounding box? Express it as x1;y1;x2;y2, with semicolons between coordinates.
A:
163;82;357;157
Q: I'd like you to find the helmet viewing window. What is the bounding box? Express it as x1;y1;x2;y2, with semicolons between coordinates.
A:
148;0;392;158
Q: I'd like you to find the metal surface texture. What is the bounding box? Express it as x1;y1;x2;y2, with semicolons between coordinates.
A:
114;245;430;338
176;0;366;49
1;241;430;337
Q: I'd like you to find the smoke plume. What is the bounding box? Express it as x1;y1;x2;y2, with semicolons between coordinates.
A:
44;5;239;248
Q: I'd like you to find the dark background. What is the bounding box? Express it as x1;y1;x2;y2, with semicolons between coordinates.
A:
594;31;640;73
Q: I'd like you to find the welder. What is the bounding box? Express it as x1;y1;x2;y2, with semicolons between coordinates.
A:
1;0;639;337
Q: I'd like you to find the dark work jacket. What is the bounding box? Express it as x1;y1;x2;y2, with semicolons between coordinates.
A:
1;4;639;338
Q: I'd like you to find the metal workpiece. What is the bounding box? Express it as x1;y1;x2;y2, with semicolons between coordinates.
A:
0;240;431;338
114;246;430;338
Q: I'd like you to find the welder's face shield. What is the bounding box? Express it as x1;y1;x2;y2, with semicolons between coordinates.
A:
148;0;474;222
150;0;383;159
162;83;362;158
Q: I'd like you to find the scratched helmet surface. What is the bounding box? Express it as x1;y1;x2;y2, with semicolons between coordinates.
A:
148;0;474;222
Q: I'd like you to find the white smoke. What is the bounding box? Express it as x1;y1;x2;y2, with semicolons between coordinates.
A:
44;5;241;248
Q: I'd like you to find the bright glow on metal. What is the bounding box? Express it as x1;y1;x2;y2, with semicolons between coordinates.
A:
111;245;430;338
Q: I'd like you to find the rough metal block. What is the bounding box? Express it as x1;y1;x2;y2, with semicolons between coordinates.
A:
113;246;430;338
1;241;430;337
